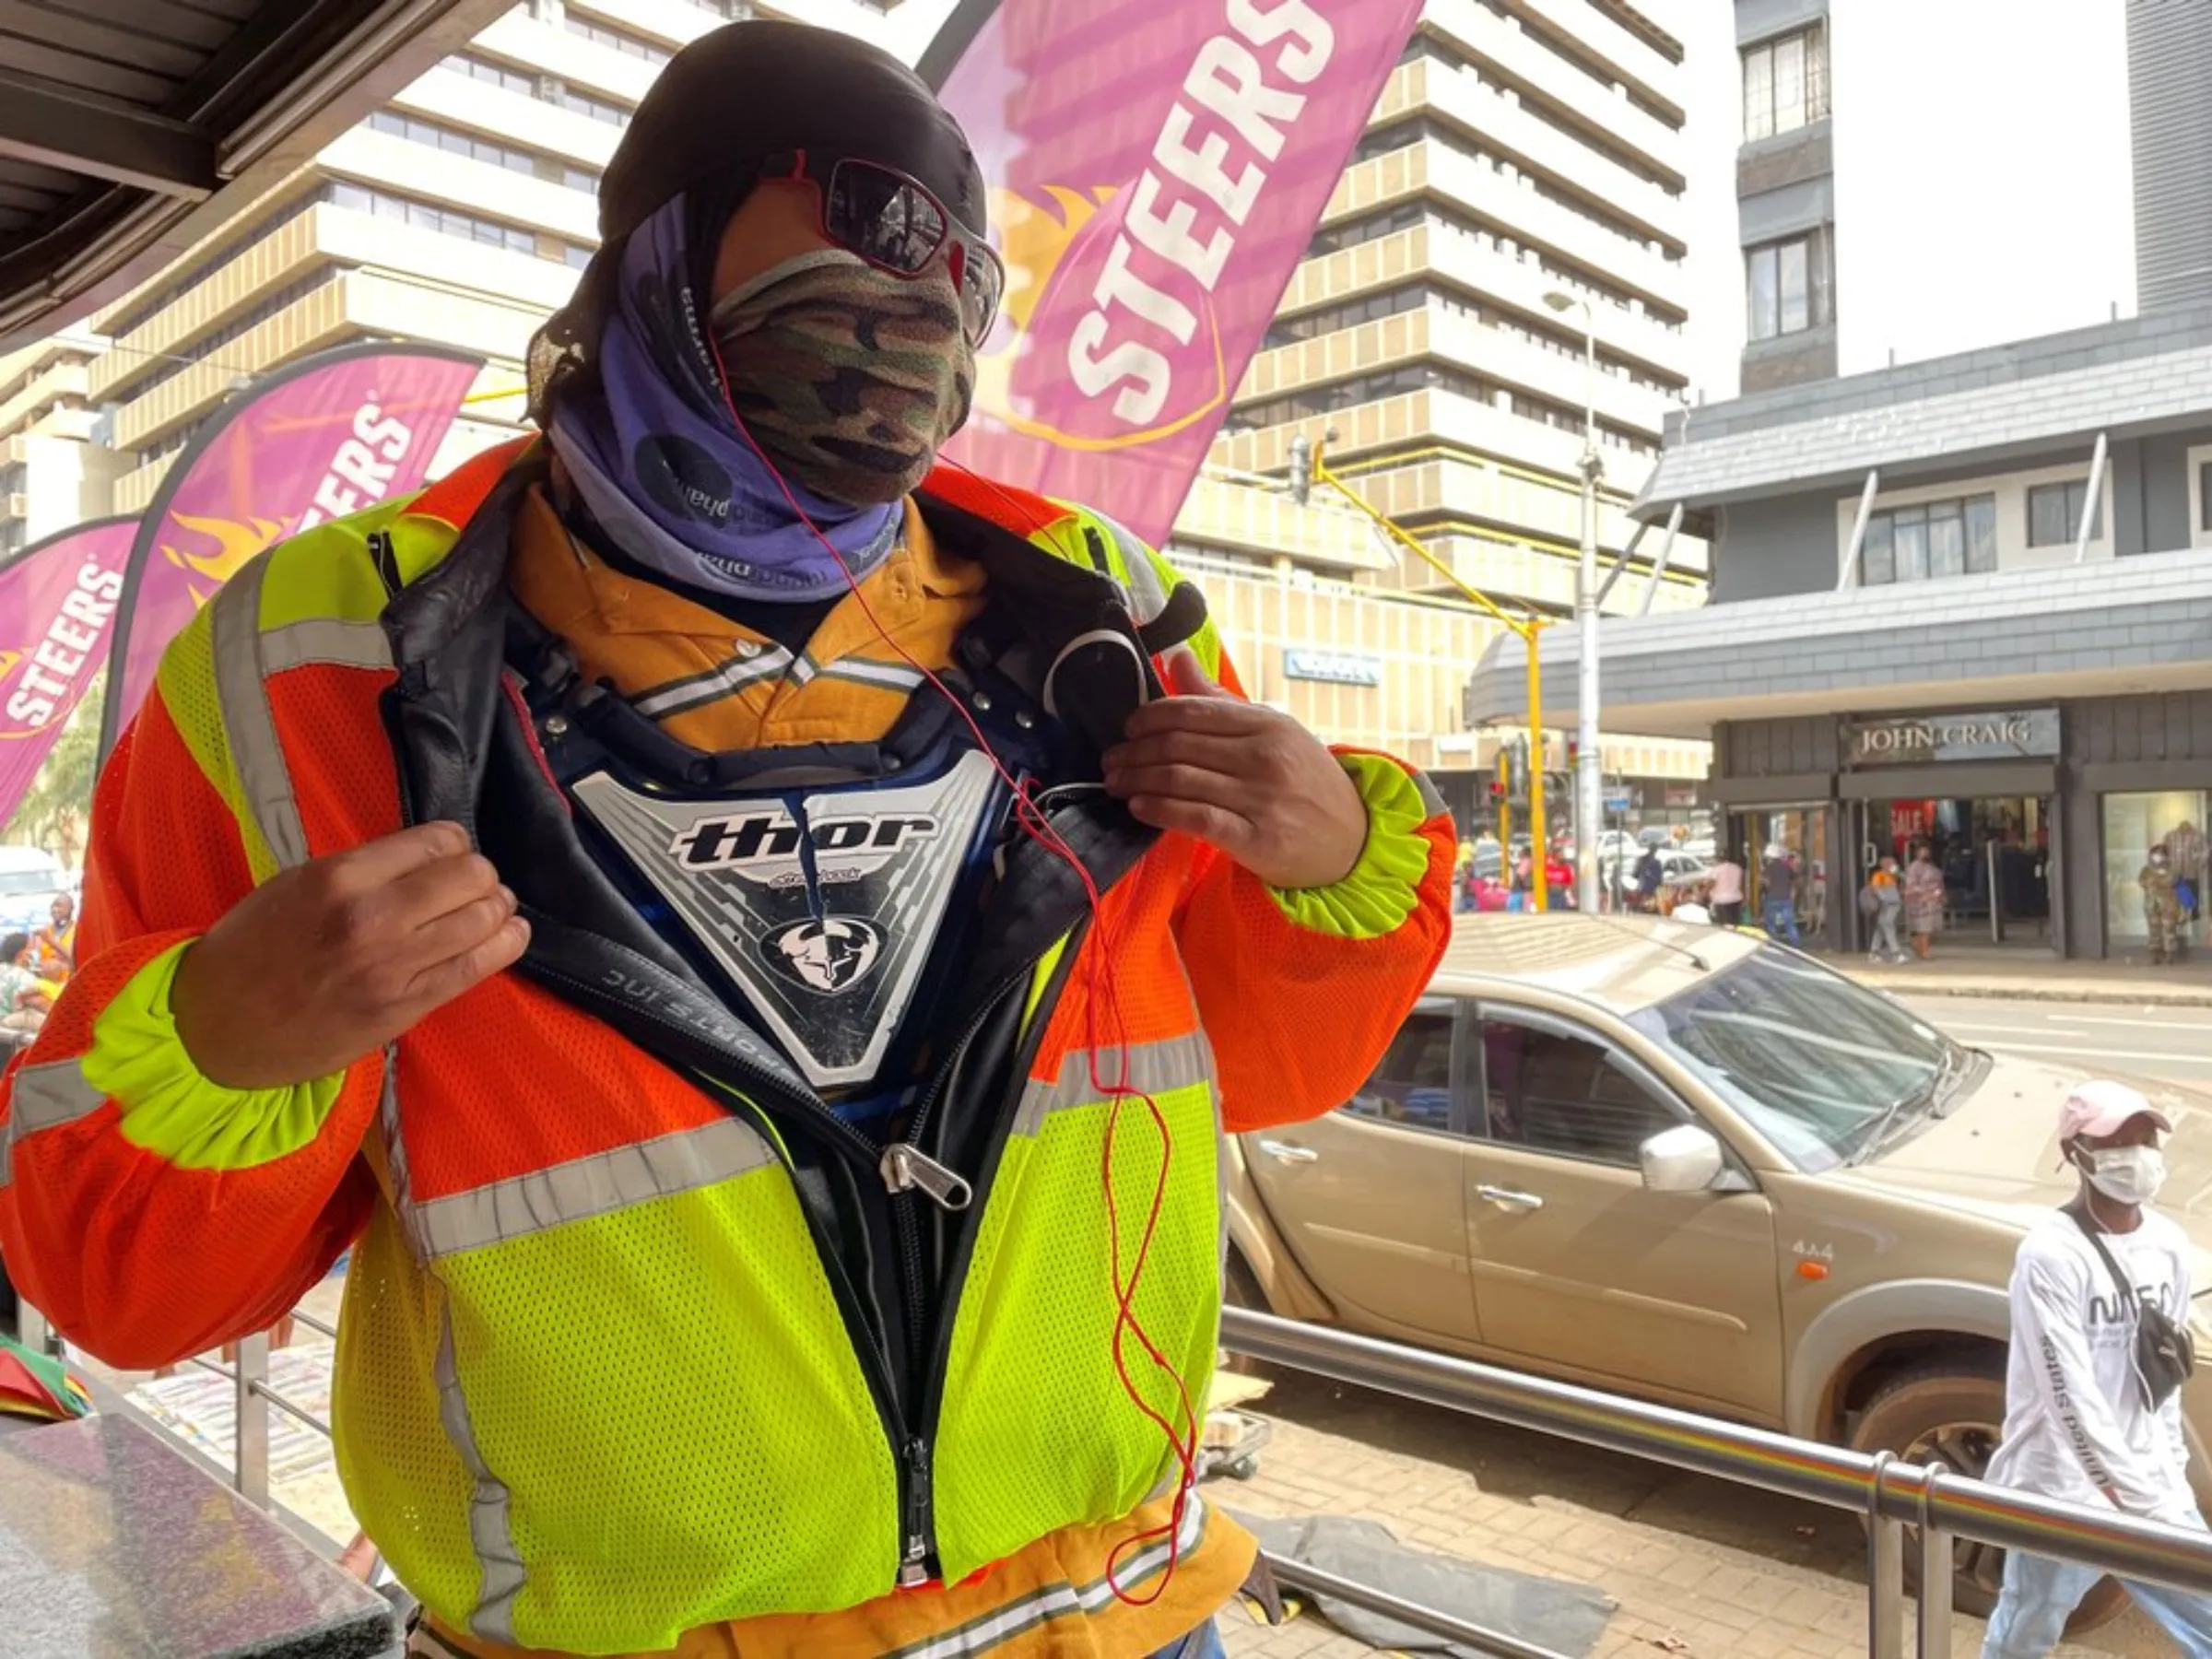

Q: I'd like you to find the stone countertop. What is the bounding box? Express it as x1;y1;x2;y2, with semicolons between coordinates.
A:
0;1413;395;1658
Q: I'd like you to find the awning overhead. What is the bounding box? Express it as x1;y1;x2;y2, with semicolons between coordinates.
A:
0;0;512;352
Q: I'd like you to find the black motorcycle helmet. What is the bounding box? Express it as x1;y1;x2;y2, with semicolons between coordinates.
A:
529;19;988;428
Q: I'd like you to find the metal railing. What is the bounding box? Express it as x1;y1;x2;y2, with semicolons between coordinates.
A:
15;1301;335;1521
1226;1307;2212;1658
23;1295;2212;1658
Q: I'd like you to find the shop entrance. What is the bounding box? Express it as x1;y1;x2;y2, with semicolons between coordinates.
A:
1853;795;2057;952
1728;805;1832;945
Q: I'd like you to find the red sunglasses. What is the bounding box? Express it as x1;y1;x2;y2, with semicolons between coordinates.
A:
766;149;1005;347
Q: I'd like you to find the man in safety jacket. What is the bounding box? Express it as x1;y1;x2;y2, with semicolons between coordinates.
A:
0;22;1452;1659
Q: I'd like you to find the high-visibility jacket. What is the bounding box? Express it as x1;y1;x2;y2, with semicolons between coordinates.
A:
0;440;1453;1655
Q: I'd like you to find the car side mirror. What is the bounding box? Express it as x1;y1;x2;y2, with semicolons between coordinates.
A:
1639;1124;1725;1194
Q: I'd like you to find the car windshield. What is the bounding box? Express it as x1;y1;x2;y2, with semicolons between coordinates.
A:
1623;949;1964;1172
0;869;62;897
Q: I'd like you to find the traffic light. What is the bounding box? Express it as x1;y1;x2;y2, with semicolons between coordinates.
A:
1505;738;1530;806
1288;433;1313;506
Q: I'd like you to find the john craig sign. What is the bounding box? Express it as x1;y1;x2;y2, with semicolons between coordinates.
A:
1846;709;2059;766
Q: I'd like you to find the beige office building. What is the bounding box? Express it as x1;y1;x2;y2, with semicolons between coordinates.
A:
0;0;1710;832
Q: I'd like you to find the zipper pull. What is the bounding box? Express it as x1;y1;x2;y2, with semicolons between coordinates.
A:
898;1438;935;1587
881;1144;974;1211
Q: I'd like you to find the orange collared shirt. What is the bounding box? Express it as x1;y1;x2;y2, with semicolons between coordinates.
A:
509;488;987;753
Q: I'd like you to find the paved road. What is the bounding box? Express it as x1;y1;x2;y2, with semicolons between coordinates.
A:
1900;994;2212;1086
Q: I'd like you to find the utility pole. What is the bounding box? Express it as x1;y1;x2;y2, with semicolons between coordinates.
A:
1547;290;1604;914
1298;430;1552;911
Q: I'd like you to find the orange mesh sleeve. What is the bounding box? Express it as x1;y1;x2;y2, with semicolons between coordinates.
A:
0;695;375;1368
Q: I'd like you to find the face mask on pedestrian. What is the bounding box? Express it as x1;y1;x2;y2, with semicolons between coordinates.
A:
2077;1142;2168;1206
711;247;974;506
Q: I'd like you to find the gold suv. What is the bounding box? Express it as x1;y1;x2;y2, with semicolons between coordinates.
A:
1225;914;2212;1625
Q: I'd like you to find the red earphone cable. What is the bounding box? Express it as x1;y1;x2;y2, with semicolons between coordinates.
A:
699;333;1202;1604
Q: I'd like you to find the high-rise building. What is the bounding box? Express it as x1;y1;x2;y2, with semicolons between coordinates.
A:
1209;0;1715;800
0;335;128;559
1731;1;1832;392
2129;0;2212;314
9;0;1712;828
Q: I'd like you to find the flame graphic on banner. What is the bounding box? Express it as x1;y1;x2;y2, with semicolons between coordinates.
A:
0;650;21;686
160;512;289;606
975;183;1227;452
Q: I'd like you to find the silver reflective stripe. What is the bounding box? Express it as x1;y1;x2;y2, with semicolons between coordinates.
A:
1013;1031;1217;1137
819;656;927;691
411;1117;776;1259
434;1306;525;1641
633;647;794;719
0;1056;105;1189
209;556;310;871
377;1048;429;1261
259;618;393;675
1407;765;1447;821
885;1495;1210;1659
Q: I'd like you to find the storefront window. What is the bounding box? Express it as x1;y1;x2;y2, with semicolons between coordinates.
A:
2103;791;2210;951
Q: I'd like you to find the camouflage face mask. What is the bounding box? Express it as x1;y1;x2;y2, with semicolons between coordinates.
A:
711;249;975;507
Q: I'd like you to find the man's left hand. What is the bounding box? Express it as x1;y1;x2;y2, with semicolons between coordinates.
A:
1102;653;1370;889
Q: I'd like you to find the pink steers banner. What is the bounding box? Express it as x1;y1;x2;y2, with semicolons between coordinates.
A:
101;340;483;756
0;517;135;829
926;0;1423;544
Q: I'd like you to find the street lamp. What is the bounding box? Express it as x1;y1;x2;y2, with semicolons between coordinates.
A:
1544;288;1603;915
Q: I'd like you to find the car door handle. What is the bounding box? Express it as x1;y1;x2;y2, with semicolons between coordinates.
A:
1477;1183;1545;1212
1258;1139;1319;1164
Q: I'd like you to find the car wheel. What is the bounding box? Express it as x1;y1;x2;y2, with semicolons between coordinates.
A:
1219;1252;1272;1377
1849;1365;2130;1634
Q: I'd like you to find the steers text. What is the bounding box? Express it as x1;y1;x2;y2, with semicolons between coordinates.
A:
1065;0;1335;427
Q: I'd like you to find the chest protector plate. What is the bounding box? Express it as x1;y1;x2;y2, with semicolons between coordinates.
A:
571;749;1006;1092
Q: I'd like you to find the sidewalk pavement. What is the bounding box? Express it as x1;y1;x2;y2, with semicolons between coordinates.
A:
1817;949;2212;1007
1218;1374;2157;1659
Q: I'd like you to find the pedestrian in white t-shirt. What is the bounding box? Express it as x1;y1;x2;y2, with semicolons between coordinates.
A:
1982;1079;2211;1657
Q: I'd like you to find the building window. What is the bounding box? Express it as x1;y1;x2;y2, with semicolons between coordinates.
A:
130;271;341;401
1307;200;1432;257
104;190;326;341
1860;495;1998;585
0;520;24;559
367;111;576;181
1746;232;1830;341
325;181;593;263
449;53;536;95
1742;27;1829;143
1352;121;1429;162
1264;285;1428;347
1232;363;1493;433
563;15;671;64
2026;478;2102;547
558;86;630;125
0;464;23;499
2202;460;2212;531
2103;793;2209;952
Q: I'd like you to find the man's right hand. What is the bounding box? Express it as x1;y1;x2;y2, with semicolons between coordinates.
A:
171;822;529;1090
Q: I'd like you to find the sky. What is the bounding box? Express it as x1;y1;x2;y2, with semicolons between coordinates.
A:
877;0;2141;408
